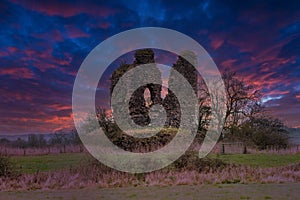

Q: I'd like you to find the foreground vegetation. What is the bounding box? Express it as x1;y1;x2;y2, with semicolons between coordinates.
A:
0;152;300;191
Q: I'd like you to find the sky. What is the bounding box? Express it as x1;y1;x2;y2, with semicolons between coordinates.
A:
0;0;300;135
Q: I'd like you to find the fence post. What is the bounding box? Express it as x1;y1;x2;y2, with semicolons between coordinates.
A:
221;143;225;154
243;145;247;154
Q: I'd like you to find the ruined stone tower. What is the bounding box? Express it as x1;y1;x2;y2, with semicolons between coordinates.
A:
110;49;162;126
110;49;198;128
163;51;198;127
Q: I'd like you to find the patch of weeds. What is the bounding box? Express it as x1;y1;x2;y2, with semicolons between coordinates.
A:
0;154;20;178
127;193;137;198
222;179;241;184
172;151;227;172
240;196;250;199
169;176;176;182
135;173;145;182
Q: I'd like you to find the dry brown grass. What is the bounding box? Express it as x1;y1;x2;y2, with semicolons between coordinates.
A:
1;158;300;191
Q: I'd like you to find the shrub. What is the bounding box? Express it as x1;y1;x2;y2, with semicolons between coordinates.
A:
0;154;15;177
172;151;227;172
225;117;289;150
247;118;288;150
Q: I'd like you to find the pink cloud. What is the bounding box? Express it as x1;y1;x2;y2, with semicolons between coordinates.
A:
0;51;9;57
13;0;119;18
64;25;90;38
266;90;290;96
8;47;18;54
209;33;226;50
0;89;33;102
32;29;64;42
98;22;111;29
211;39;224;50
22;48;73;73
48;104;72;111
0;114;74;134
0;68;35;79
221;59;237;68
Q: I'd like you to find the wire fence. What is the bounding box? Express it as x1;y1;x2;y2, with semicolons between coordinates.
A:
211;142;300;154
1;142;300;156
0;144;86;156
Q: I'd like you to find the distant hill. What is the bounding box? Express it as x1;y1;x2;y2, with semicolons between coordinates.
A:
287;128;300;145
0;134;30;141
0;133;69;142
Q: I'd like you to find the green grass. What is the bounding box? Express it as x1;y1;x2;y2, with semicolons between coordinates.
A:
209;153;300;168
11;153;91;174
10;152;300;174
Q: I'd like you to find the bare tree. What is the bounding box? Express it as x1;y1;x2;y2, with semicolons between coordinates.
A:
198;70;261;135
222;71;261;128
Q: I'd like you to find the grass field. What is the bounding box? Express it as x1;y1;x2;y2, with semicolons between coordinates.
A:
210;153;300;168
11;153;91;173
10;152;300;174
1;183;299;199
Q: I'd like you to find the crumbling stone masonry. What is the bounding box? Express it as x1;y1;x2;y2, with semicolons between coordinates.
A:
110;49;197;128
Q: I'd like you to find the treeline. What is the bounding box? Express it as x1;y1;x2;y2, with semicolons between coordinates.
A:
0;131;81;149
